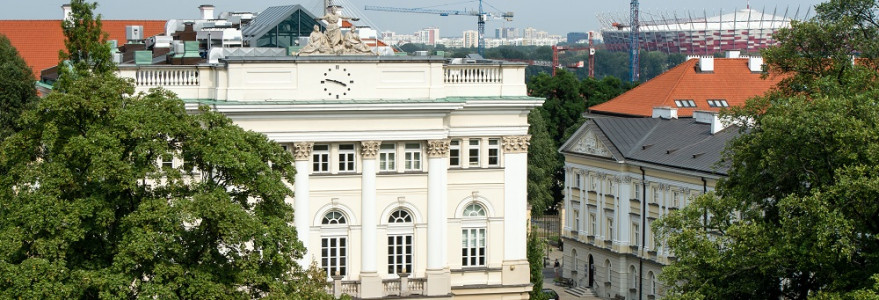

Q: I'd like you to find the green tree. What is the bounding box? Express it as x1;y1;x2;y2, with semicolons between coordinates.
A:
527;230;548;300
0;34;38;140
55;0;114;91
656;1;879;298
527;109;558;215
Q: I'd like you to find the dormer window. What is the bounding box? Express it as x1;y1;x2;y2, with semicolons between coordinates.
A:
707;99;729;107
674;99;696;108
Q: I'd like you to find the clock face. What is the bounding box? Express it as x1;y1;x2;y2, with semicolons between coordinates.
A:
321;65;354;99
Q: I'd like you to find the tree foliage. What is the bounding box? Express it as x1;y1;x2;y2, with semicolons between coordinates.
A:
527;110;558;215
0;34;38;140
656;1;879;298
0;2;328;298
527;230;548;300
55;0;114;91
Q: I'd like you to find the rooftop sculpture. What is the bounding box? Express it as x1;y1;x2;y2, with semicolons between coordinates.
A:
298;5;376;56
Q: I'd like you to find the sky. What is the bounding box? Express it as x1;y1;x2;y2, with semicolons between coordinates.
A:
0;0;827;37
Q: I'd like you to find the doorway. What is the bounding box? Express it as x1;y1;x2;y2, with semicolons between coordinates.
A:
588;254;594;288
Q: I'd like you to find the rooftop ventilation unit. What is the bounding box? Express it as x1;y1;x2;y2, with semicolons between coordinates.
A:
126;25;144;43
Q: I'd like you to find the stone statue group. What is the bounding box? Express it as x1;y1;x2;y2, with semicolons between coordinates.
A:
299;6;376;55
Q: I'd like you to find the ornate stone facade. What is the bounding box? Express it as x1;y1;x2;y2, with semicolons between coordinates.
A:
502;135;531;153
360;141;381;159
427;139;450;158
293;142;314;161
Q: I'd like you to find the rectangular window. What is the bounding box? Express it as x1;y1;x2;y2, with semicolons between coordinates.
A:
607;217;614;240
575;173;581;188
574;210;580;231
313;144;330;173
449;140;461;167
321;237;347;277
707;99;729;107
634;183;641;200
379;143;396;172
388;235;413;274
674;99;697;107
338;144;355;172
487;138;500;166
633;223;640;246
590;213;597;235
468;139;480;167
404;143;422;171
461;228;486;267
161;154;174;168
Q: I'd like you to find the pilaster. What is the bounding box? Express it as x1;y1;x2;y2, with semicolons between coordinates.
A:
360;141;380;278
426;139;450;296
502;135;530;285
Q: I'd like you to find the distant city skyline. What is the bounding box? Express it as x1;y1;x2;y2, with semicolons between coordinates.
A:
0;0;826;37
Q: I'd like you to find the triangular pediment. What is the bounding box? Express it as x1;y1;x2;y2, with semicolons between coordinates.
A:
562;127;614;158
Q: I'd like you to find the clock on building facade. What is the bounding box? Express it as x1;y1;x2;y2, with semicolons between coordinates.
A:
321;65;354;99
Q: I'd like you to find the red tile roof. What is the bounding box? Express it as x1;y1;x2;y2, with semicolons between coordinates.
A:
0;20;165;79
590;58;786;117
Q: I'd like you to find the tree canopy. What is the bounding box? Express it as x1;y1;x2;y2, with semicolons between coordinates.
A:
0;34;38;140
655;0;879;298
0;1;328;298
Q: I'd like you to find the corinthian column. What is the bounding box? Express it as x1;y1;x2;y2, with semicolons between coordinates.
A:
359;140;382;299
502;135;530;285
293;142;313;266
425;139;450;296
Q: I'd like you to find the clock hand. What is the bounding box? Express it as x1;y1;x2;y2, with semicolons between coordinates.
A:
326;79;347;87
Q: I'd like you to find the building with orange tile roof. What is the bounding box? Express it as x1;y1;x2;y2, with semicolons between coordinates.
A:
590;53;785;117
0;20;165;79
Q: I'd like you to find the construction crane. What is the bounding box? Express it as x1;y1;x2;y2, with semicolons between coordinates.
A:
630;0;640;82
364;0;513;56
551;45;593;76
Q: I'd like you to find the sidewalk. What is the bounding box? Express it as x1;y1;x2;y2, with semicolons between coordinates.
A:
541;246;601;300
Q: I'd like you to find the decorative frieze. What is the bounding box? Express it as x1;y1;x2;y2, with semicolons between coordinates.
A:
361;141;381;159
427;139;450;158
502;135;531;153
293;142;314;161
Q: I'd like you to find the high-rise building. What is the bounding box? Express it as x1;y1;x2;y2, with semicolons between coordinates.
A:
463;30;479;48
418;27;440;45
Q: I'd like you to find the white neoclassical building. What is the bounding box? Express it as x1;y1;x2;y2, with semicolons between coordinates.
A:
559;109;736;299
117;55;541;299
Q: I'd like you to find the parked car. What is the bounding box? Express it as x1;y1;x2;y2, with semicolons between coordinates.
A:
542;288;560;300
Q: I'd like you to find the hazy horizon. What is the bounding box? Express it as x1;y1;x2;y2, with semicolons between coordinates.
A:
0;0;826;37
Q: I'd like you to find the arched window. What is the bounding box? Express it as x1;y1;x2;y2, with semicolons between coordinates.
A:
388;209;413;275
649;271;656;295
462;203;487;267
322;211;347;225
388;209;412;223
321;211;348;277
629;265;638;292
605;260;612;284
462;203;486;217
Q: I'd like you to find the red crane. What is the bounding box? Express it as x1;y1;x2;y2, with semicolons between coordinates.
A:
552;44;593;76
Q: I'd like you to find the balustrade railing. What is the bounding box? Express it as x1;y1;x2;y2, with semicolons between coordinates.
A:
408;278;426;295
382;279;401;295
444;65;503;84
340;281;359;297
135;68;200;86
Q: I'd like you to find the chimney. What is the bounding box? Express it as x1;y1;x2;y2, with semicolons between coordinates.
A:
199;4;215;20
698;56;714;72
693;110;727;134
724;50;741;58
748;56;764;73
62;4;73;23
652;106;678;119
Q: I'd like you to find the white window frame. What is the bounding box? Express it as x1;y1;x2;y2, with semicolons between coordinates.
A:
338;144;356;172
487;138;500;166
468;139;481;167
574;210;580;231
313;144;330;173
462;228;486;267
607;217;614;240
404;143;422;171
449;139;461;167
633;222;640;246
320;211;348;278
379;143;396;172
590;213;597;235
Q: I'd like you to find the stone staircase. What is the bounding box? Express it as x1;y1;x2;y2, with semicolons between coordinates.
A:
566;286;597;298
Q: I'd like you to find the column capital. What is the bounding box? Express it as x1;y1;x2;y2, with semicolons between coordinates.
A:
427;139;451;158
502;135;531;153
293;142;314;161
361;141;381;159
